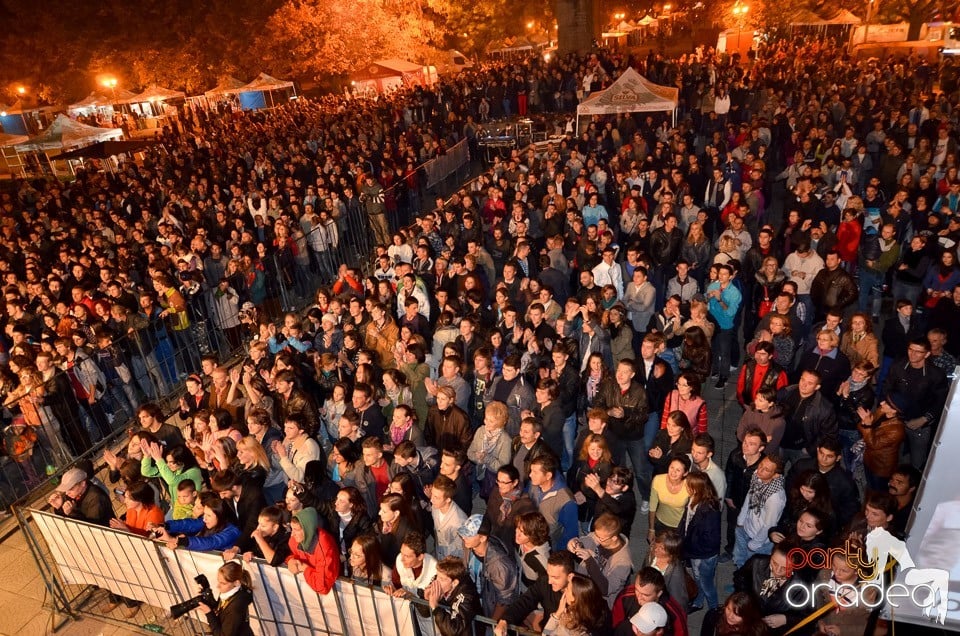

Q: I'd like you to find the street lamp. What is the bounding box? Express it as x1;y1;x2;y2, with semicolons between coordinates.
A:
16;86;25;96
101;76;118;100
732;2;749;54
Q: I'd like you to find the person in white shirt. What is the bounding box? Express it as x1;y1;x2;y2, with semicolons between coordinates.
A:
592;247;624;298
781;241;824;337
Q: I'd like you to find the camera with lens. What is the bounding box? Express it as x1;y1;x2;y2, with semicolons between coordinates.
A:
169;574;215;619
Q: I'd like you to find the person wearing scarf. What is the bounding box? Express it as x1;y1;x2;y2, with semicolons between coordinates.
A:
733;455;786;568
286;507;341;595
467;401;513;498
732;541;802;633
484;465;536;552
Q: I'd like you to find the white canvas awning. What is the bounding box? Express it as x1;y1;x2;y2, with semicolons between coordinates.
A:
0;132;28;147
242;73;295;92
577;67;678;118
121;85;186;104
204;77;248;98
15;114;123;151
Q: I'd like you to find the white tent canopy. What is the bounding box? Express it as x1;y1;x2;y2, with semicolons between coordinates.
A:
205;76;248;98
577;68;678;127
242;73;295;92
68;90;138;112
121;84;186;104
0;132;28;147
15;114;122;151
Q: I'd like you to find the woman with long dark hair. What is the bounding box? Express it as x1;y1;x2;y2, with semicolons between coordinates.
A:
348;533;391;587
324;486;373;562
662;372;708;435
680;471;722;611
377;493;416;566
648;411;694;475
542;573;611;635
157;492;240;552
678;327;712;384
701;592;769;636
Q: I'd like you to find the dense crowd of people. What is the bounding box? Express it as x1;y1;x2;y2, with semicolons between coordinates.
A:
13;35;960;636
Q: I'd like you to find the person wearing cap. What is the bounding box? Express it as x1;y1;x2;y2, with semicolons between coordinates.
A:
47;467;113;527
611;567;688;636
459;514;518;621
314;312;344;355
857;393;907;491
630;601;668;635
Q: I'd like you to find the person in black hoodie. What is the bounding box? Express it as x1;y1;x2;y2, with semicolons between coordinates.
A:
427;557;483;636
223;505;290;567
199;561;254;636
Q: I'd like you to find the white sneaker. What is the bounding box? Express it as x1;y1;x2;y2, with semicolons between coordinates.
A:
640;500;650;514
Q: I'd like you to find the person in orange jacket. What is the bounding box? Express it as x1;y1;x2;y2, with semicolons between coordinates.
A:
286;507;341;594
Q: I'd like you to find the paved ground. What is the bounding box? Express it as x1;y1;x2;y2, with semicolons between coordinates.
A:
0;525;127;636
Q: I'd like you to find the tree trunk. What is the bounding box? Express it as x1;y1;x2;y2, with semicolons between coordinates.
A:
907;16;924;41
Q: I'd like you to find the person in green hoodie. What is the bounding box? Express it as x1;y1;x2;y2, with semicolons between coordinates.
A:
286;507;341;595
140;440;203;519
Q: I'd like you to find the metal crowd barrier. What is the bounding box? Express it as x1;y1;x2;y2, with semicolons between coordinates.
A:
16;507;537;635
1;126;479;523
0;312;242;521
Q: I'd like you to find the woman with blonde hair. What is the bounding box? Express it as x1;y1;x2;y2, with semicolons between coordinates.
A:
712;235;738;266
236;435;277;491
681;221;712;286
467;400;512;498
682;297;715;340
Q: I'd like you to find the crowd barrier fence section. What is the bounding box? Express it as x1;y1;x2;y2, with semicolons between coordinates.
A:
423;139;471;190
23;506;539;635
22;506;433;636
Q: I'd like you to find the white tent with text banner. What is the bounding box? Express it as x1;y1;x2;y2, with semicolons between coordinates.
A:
576;67;678;133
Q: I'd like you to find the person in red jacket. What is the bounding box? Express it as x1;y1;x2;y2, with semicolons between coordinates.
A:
286;507;340;595
835;208;862;272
